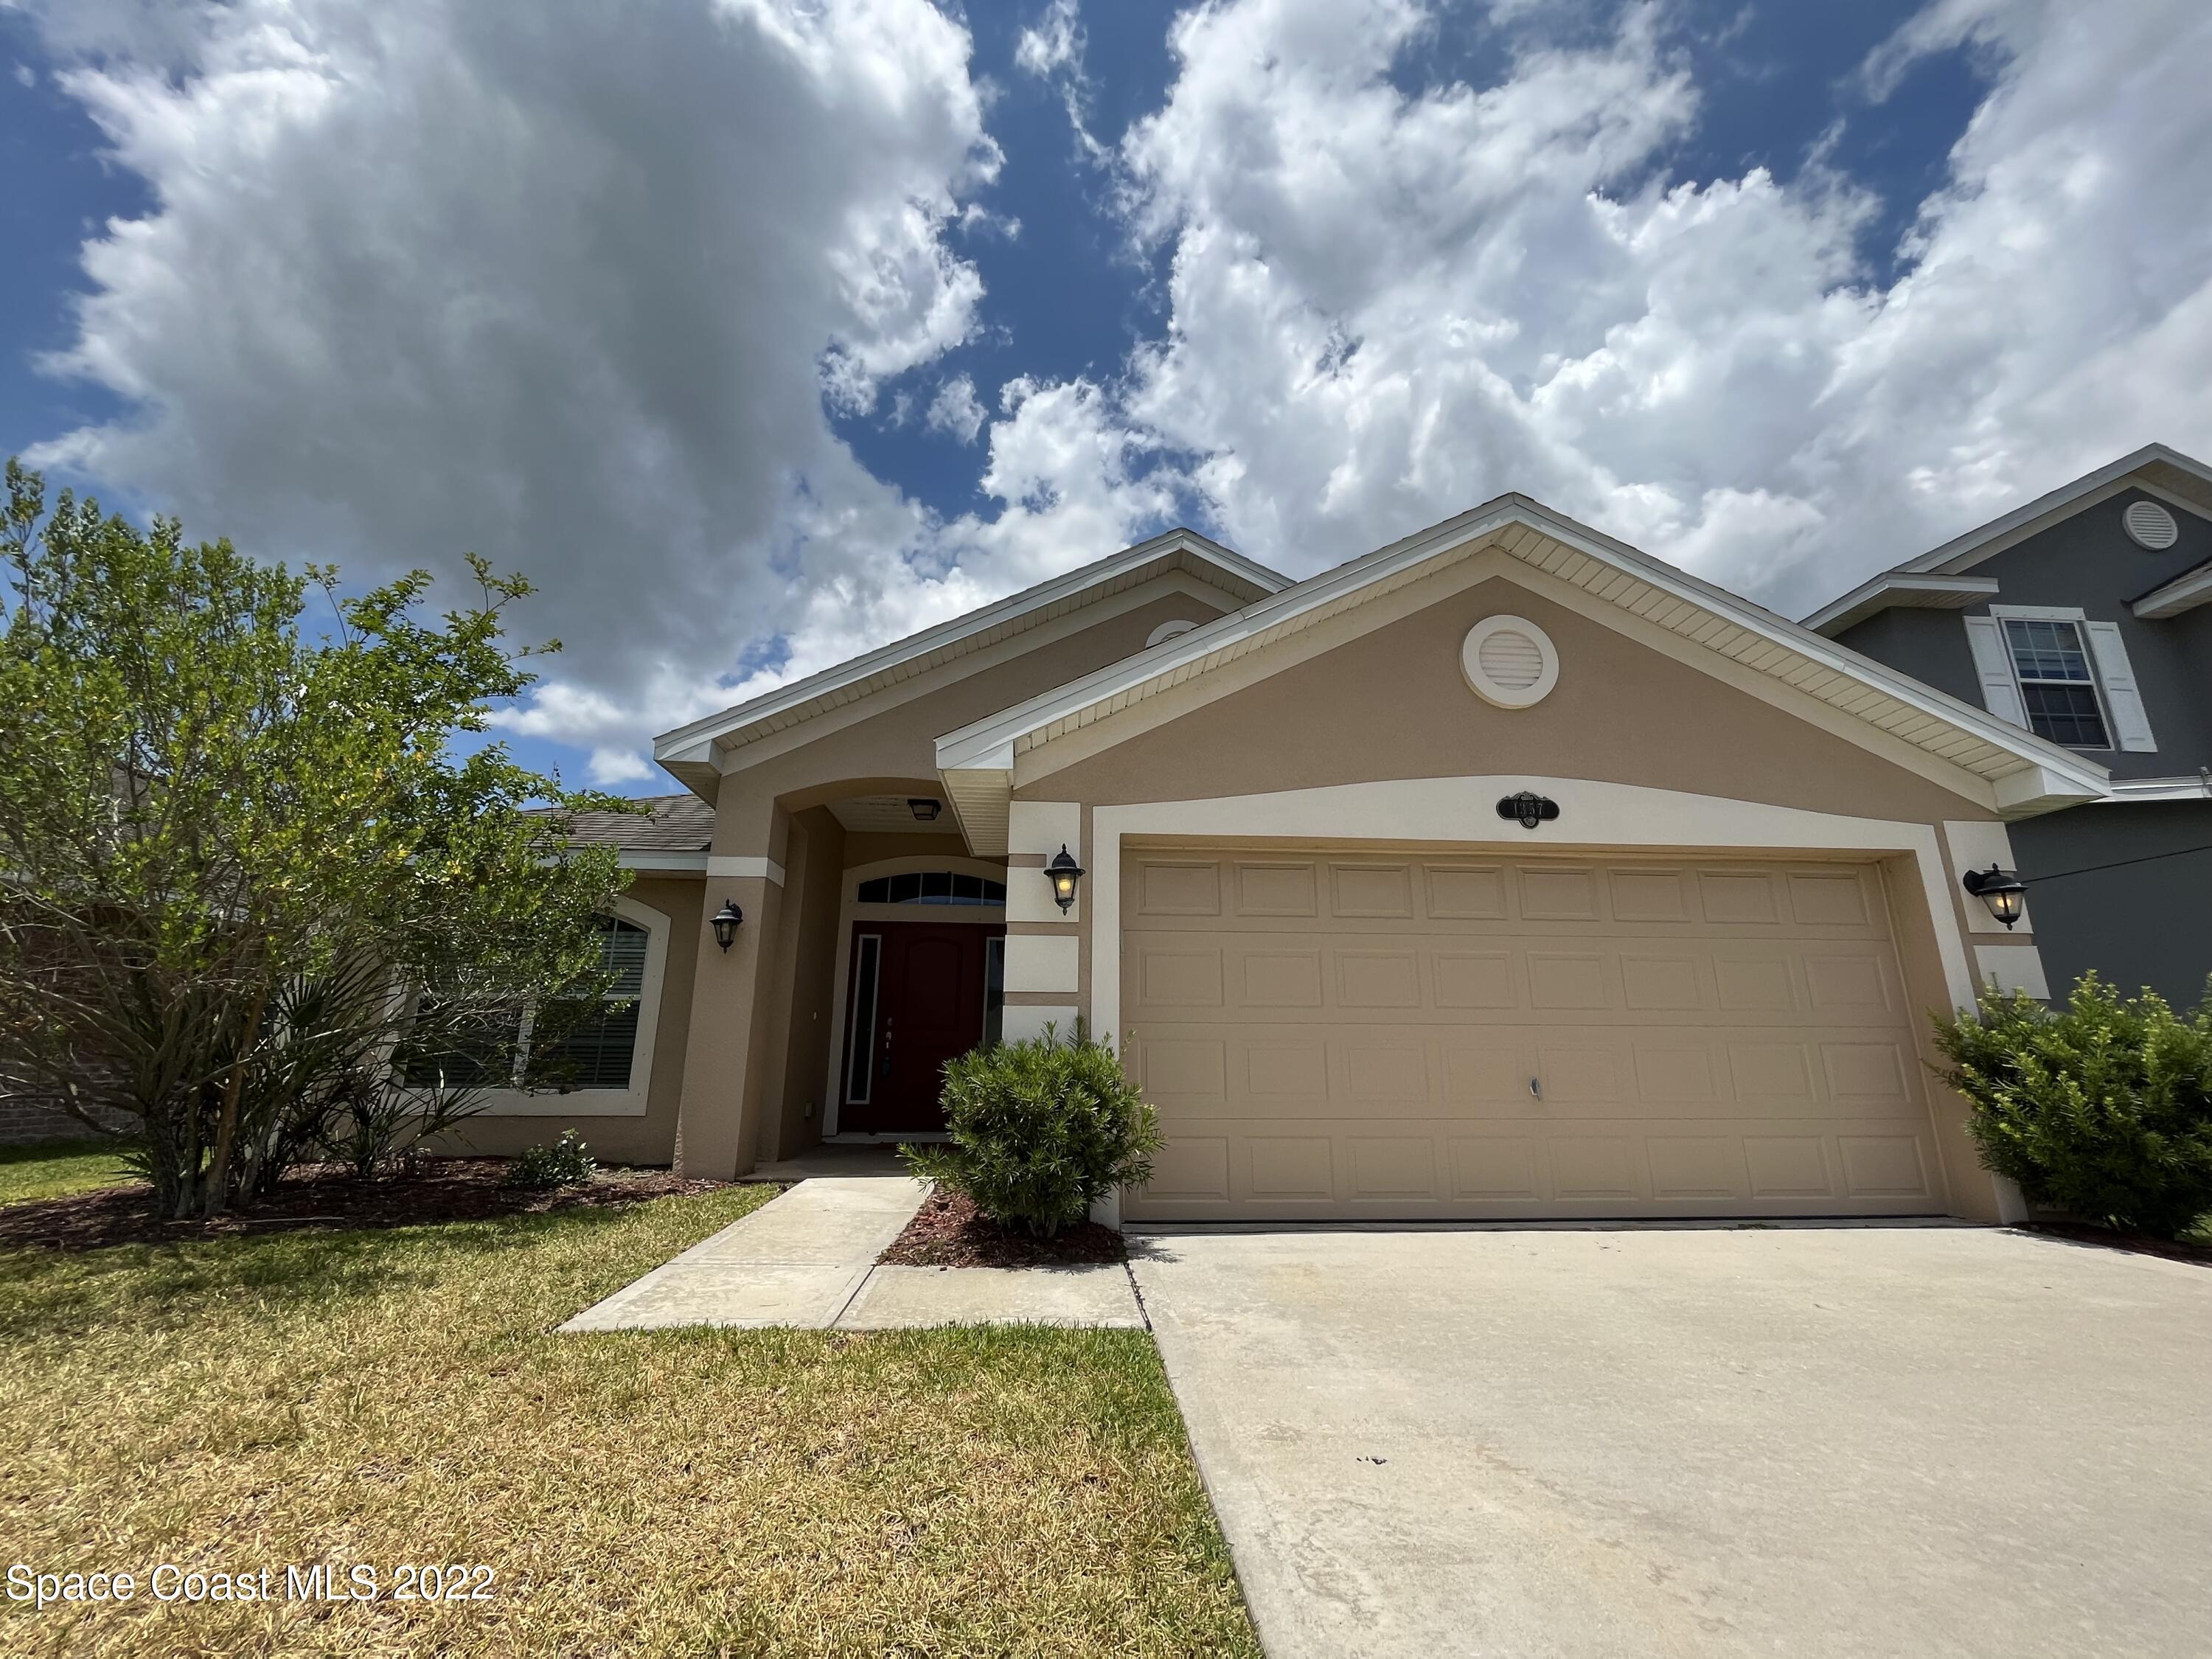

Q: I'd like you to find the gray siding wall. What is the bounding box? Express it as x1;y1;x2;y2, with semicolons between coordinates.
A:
1834;487;2212;780
2011;801;2212;1008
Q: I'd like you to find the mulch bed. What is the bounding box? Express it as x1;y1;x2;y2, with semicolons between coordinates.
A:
879;1186;1125;1268
0;1158;731;1253
2025;1221;2212;1269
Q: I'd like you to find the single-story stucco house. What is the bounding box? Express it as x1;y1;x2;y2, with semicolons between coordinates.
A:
447;491;2126;1227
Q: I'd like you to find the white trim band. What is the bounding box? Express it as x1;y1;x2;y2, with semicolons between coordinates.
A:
706;855;786;886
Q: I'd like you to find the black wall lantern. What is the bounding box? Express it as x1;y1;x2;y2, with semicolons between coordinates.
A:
1961;864;2027;930
907;797;943;822
710;897;745;951
1045;844;1085;913
1496;792;1561;831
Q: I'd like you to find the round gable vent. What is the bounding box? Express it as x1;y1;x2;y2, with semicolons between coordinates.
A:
1461;615;1559;709
2124;500;2179;550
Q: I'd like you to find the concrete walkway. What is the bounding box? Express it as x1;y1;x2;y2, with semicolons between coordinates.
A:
562;1175;1142;1332
1130;1223;2212;1659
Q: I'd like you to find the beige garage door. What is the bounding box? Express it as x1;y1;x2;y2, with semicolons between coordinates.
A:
1121;849;1946;1221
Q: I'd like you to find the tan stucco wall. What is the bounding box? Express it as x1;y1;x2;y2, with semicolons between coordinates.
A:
1033;576;1991;824
434;875;704;1166
768;807;848;1161
840;830;972;866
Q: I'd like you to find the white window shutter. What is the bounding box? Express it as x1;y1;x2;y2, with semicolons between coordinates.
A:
1963;616;2027;726
2082;621;2157;751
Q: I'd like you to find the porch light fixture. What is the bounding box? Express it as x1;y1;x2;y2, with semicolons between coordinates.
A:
907;797;943;822
1045;844;1085;914
1961;864;2027;931
710;898;745;951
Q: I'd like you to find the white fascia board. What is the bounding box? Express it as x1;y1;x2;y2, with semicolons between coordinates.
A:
937;495;2110;801
1801;574;2003;635
649;529;1287;762
617;850;709;874
2132;560;2212;619
2101;775;2212;803
1900;444;2212;577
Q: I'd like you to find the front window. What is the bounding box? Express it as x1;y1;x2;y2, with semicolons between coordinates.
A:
402;915;648;1094
2001;619;2110;749
529;916;649;1091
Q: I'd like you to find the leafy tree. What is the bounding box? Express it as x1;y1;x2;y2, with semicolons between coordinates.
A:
1935;974;2212;1238
0;460;633;1217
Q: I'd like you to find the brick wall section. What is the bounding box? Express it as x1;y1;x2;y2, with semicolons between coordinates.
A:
0;1096;139;1144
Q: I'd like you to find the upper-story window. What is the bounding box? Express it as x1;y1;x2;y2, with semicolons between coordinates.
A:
2000;618;2110;749
1966;607;2157;754
856;871;1006;905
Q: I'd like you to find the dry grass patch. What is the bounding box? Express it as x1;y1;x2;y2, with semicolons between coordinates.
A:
0;1178;1256;1657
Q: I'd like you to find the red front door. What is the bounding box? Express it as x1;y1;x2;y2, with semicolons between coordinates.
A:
839;922;1003;1134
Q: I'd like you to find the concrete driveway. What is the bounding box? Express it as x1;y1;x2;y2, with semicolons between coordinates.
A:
1128;1225;2212;1658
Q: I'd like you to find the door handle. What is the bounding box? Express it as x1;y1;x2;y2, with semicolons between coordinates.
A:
1528;1077;1543;1101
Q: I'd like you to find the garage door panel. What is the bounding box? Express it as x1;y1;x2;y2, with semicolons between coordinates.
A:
1838;1135;1931;1197
1122;850;1944;1220
1332;863;1416;917
1234;861;1318;915
1424;865;1509;918
1346;1136;1439;1199
1447;1136;1547;1199
1646;1136;1750;1201
1149;1137;1231;1202
1247;1135;1335;1199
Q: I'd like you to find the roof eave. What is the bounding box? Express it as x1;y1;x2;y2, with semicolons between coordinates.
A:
649;527;1289;766
935;498;2110;826
1801;574;2003;636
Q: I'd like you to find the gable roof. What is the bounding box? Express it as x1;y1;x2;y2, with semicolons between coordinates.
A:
1803;443;2212;635
652;528;1286;794
936;495;2109;853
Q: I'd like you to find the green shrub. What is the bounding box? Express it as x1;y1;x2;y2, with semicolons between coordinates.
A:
1934;975;2212;1237
503;1130;597;1192
903;1024;1163;1237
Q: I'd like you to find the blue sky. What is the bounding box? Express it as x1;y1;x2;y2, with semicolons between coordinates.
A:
2;1;2205;793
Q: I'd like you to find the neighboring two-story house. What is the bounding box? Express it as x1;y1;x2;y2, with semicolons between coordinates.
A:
1805;445;2212;1007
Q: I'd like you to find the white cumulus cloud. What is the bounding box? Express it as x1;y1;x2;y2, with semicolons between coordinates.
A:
21;0;1008;785
925;374;988;445
1105;0;2212;613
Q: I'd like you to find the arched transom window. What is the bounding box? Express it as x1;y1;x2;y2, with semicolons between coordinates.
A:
856;871;1006;906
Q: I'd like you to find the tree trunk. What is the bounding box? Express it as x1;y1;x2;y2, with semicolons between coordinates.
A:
202;986;270;1219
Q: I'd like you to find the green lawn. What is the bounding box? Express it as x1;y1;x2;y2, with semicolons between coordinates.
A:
0;1160;1256;1658
0;1135;139;1207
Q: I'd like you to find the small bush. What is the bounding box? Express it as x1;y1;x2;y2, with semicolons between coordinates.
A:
1934;974;2212;1238
903;1024;1162;1237
503;1130;597;1192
